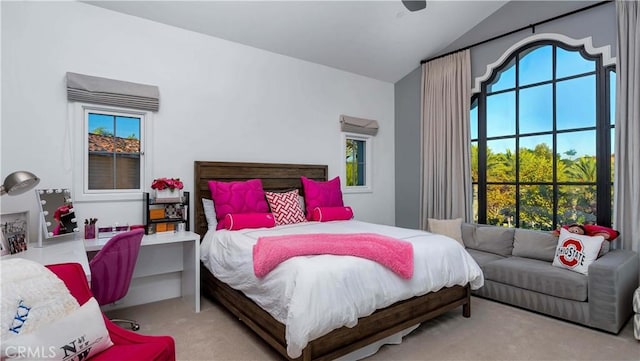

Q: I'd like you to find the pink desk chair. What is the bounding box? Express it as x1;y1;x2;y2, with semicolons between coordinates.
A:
89;228;144;330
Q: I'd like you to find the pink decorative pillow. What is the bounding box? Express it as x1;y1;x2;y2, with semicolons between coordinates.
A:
265;190;307;225
310;206;354;222
222;213;275;231
208;179;269;230
300;176;344;220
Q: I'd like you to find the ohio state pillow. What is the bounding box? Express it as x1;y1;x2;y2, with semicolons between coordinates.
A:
222;213;276;231
552;228;604;275
310;206;354;222
301;176;344;220
265;190;306;225
208;179;269;230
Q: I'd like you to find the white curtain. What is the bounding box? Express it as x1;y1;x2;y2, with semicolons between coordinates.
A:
420;50;472;229
614;0;640;252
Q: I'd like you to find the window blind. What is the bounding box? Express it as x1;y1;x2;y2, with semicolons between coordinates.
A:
340;115;379;136
66;72;159;111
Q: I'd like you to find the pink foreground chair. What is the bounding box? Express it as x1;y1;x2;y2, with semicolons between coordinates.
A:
89;228;144;330
47;262;176;361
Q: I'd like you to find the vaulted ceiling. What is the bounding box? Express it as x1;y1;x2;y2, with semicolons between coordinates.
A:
85;1;508;83
85;1;601;83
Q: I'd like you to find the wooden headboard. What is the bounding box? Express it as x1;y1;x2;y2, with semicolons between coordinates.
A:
193;161;328;237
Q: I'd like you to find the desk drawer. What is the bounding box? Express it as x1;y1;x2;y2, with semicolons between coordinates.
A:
133;243;183;278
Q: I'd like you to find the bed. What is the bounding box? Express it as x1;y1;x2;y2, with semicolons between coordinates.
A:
195;161;482;361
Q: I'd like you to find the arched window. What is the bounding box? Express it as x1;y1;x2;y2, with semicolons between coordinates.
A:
471;40;615;230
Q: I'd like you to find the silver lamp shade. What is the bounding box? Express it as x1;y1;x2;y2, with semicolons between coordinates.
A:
1;171;41;196
402;0;427;12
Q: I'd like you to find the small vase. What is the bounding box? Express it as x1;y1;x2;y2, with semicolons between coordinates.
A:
155;188;182;202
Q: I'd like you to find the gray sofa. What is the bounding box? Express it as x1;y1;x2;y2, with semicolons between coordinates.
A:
462;223;639;334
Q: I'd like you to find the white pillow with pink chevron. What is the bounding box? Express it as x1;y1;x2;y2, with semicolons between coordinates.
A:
265;190;307;225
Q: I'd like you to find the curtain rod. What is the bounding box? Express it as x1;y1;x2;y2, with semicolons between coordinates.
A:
420;0;611;65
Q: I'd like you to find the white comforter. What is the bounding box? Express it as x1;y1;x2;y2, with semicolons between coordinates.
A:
200;220;483;358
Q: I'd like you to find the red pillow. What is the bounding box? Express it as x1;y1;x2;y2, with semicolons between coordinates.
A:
553;224;619;241
583;224;619;241
301;176;344;220
222;213;276;231
208;179;269;230
310;206;354;222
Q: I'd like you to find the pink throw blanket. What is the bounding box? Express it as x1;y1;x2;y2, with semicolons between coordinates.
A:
253;233;414;279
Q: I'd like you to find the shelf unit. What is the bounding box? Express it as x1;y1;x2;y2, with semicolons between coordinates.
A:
143;191;190;235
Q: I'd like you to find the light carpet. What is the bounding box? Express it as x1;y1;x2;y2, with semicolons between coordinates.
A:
105;296;639;361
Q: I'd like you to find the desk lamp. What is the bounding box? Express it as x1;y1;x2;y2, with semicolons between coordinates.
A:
402;0;427;12
1;171;40;196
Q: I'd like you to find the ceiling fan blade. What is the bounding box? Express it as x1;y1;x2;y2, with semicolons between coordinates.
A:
402;0;427;12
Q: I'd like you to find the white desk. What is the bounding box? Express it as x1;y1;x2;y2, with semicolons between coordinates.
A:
1;231;200;313
1;238;91;279
84;231;201;313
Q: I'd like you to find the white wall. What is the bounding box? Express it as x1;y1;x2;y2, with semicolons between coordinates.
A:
1;1;395;239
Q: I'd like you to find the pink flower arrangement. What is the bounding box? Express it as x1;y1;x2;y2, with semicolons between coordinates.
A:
151;177;184;191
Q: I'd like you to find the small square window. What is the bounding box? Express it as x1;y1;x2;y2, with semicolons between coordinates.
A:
73;104;151;202
87;112;142;190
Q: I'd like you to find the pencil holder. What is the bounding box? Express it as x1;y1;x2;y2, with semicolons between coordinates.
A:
84;223;96;239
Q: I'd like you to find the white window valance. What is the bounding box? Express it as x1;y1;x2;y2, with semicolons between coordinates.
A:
340;115;379;136
66;72;159;111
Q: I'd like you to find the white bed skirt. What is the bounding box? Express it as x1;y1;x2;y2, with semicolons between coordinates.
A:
334;324;421;361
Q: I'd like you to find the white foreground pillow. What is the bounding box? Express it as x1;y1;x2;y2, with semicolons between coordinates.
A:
1;259;79;341
2;297;113;360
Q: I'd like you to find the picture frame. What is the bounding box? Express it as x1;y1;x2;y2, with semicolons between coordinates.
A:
0;232;8;256
1;211;29;255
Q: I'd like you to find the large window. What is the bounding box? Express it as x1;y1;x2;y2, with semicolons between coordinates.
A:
471;41;615;230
